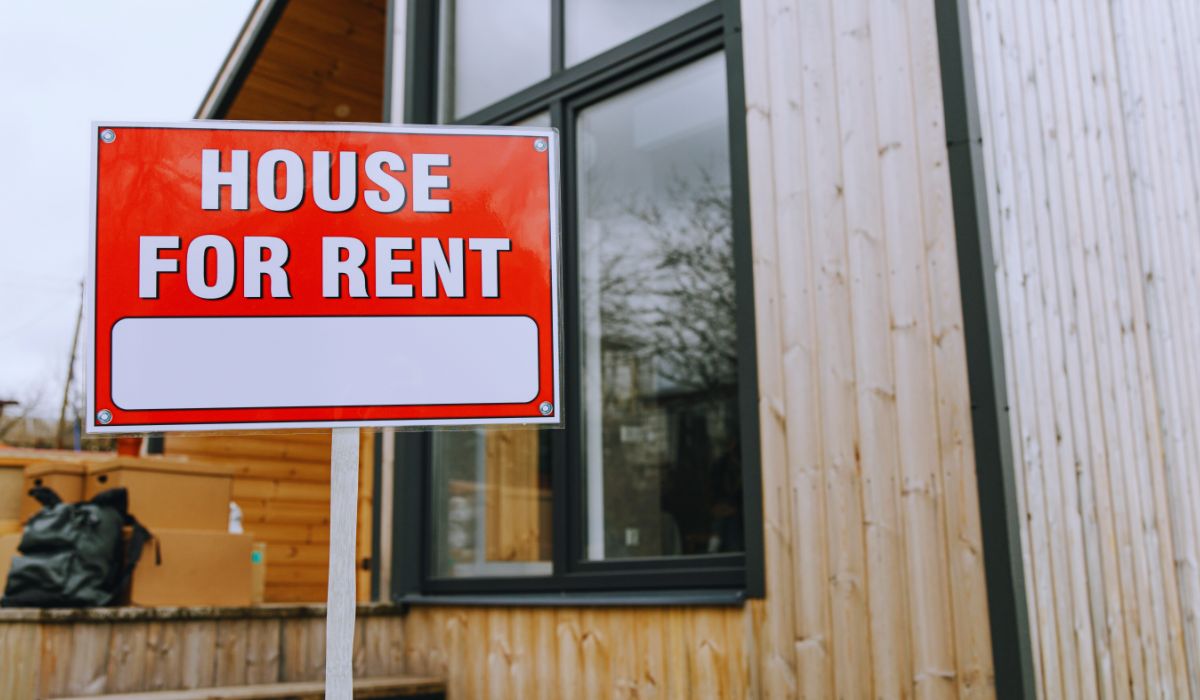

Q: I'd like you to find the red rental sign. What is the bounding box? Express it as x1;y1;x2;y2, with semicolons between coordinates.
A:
86;122;561;433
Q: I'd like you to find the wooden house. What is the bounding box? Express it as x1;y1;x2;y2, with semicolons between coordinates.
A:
2;0;1199;697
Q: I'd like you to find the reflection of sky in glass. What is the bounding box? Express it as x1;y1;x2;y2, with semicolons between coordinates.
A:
565;0;708;66
443;0;550;119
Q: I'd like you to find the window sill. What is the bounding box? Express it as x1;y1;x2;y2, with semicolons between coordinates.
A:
396;589;746;608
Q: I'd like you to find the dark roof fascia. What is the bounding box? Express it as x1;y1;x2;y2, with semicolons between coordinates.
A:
194;0;290;119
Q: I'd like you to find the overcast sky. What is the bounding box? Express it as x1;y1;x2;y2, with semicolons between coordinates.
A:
0;1;254;417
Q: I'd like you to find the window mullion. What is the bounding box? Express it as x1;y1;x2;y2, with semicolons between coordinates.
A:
556;96;583;578
403;0;439;124
720;2;765;598
549;98;569;585
551;0;564;75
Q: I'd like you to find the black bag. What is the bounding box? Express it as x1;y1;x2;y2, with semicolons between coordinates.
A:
1;486;153;607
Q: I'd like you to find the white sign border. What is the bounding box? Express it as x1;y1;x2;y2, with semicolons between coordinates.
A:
85;120;563;434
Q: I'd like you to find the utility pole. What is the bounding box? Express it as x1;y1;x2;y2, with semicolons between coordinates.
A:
56;282;84;449
0;399;20;443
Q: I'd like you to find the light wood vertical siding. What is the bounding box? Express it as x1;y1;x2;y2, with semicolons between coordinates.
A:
968;0;1200;695
1111;1;1200;696
400;607;749;700
737;0;995;695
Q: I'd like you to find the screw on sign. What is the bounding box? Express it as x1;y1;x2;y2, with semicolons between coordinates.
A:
87;122;562;699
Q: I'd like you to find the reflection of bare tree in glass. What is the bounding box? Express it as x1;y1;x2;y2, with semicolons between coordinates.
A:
638;169;737;394
585;167;737;397
580;157;741;558
0;398;28;441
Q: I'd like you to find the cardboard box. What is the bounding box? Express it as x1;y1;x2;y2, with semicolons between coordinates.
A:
251;542;267;605
1;451;96;520
86;457;232;531
0;532;20;592
0;466;22;521
21;461;87;520
128;529;254;607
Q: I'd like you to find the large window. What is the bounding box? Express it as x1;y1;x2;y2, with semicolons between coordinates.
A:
396;0;761;596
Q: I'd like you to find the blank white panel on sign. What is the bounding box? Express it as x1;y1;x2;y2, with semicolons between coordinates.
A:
110;316;540;410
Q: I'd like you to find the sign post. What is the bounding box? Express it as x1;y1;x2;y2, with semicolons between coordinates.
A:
326;428;359;698
87;122;561;698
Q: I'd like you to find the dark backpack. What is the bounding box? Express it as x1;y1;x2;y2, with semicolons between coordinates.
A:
1;486;153;607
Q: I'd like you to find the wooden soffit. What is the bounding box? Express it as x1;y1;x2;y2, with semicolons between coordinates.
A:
200;0;388;123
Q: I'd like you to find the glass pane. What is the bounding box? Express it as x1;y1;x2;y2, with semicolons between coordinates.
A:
565;0;708;66
439;0;551;120
429;428;552;577
576;53;742;561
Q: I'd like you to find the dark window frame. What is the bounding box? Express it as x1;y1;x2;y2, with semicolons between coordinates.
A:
390;0;764;601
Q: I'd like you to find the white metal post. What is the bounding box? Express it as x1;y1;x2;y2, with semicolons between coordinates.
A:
326;427;360;699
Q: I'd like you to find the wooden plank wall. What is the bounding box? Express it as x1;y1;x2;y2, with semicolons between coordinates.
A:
967;0;1200;695
734;0;996;696
164;432;374;604
391;607;748;700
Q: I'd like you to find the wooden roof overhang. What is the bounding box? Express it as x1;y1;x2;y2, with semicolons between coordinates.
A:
196;0;389;122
